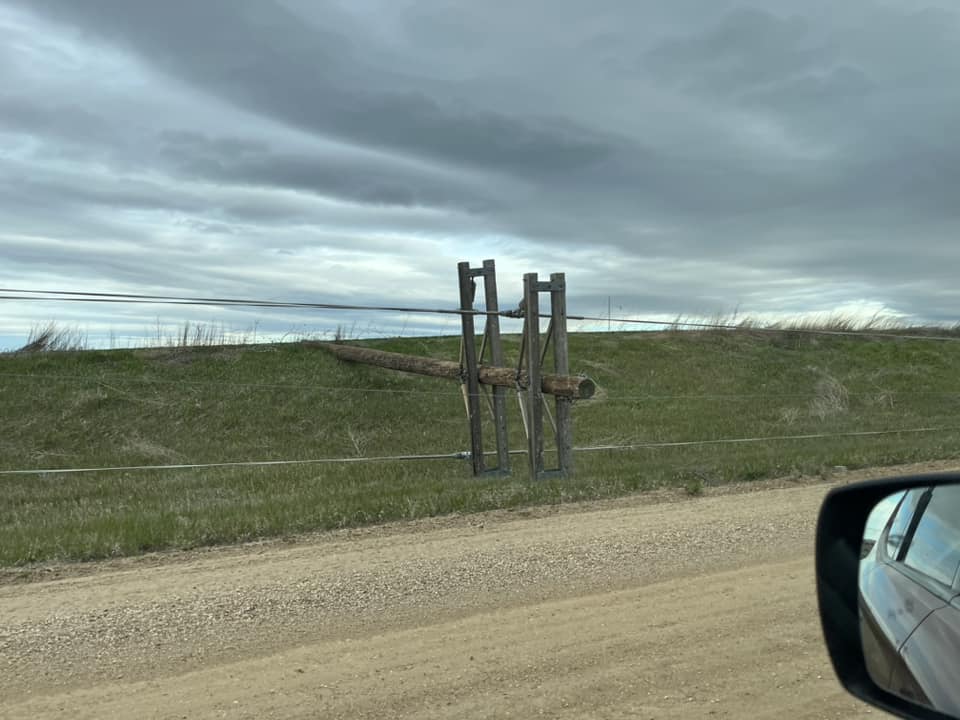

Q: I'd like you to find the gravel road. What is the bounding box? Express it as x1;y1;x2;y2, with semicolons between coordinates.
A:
3;463;937;719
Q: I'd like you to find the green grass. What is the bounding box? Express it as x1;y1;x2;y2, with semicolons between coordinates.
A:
3;329;960;566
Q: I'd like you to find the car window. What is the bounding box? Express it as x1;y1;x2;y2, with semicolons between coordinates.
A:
885;488;927;560
865;490;906;543
902;486;960;588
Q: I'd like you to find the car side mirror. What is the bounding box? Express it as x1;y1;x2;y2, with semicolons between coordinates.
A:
817;473;960;720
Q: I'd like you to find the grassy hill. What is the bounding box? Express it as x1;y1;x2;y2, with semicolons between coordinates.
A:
3;328;960;566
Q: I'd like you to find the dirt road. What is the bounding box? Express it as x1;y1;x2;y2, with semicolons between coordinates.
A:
3;465;926;719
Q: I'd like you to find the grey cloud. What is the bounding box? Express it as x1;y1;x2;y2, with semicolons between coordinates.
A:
1;84;510;218
0;230;456;313
0;95;116;148
1;114;501;245
1;236;209;291
739;66;875;113
0;162;486;247
4;0;960;339
647;7;818;96
0;1;870;227
157;131;269;160
1;167;204;217
14;0;618;180
155;130;505;213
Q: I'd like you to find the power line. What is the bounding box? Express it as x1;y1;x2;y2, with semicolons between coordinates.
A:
4;287;960;342
0;288;498;318
568;314;960;342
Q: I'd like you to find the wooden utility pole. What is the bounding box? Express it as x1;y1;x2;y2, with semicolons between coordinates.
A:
456;259;513;475
516;272;574;479
312;259;586;480
551;272;574;475
482;260;510;474
458;261;485;475
522;273;545;478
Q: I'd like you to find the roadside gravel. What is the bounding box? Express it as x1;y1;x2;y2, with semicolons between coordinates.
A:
3;461;947;718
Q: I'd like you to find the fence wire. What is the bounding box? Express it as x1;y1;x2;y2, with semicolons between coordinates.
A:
4;372;960;403
4;287;960;478
2;425;956;477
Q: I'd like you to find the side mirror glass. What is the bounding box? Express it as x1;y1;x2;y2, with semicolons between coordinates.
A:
859;486;960;716
817;474;960;720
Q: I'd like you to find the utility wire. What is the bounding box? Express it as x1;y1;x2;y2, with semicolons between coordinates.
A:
4;287;960;342
568;314;960;342
0;288;489;317
2;426;956;476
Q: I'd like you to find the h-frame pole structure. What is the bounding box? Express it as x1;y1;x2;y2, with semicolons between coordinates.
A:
516;271;573;479
457;259;510;476
458;261;575;479
318;259;590;480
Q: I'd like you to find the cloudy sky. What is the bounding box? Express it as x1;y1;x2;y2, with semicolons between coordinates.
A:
2;0;959;347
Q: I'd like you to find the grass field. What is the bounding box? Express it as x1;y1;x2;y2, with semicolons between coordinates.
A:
3;328;960;566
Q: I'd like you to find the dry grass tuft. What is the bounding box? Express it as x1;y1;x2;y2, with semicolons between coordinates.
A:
810;374;849;420
17;322;88;353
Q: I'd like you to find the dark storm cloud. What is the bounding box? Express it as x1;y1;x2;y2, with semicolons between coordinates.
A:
3;0;960;344
0;95;116;147
0;92;504;217
155;130;504;212
646;7;819;95
13;0;617;180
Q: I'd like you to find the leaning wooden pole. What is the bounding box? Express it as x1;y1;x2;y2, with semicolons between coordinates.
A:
310;342;595;400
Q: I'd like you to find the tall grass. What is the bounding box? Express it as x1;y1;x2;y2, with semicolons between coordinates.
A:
17;322;89;352
665;311;960;336
12;321;272;354
3;327;960;566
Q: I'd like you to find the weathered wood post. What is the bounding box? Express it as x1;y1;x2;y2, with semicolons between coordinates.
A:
482;259;511;474
456;259;512;476
551;272;573;477
313;259;587;481
516;271;573;479
523;273;544;479
458;261;485;475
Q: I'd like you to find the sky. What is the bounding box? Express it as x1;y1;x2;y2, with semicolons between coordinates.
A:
2;0;959;348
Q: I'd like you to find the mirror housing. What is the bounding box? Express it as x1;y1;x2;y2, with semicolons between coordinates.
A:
816;472;960;720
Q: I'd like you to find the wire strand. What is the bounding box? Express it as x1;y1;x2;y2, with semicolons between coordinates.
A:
2;426;955;476
567;314;960;342
587;391;960;402
572;426;960;453
0;288;494;317
0;452;471;476
4;287;960;342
